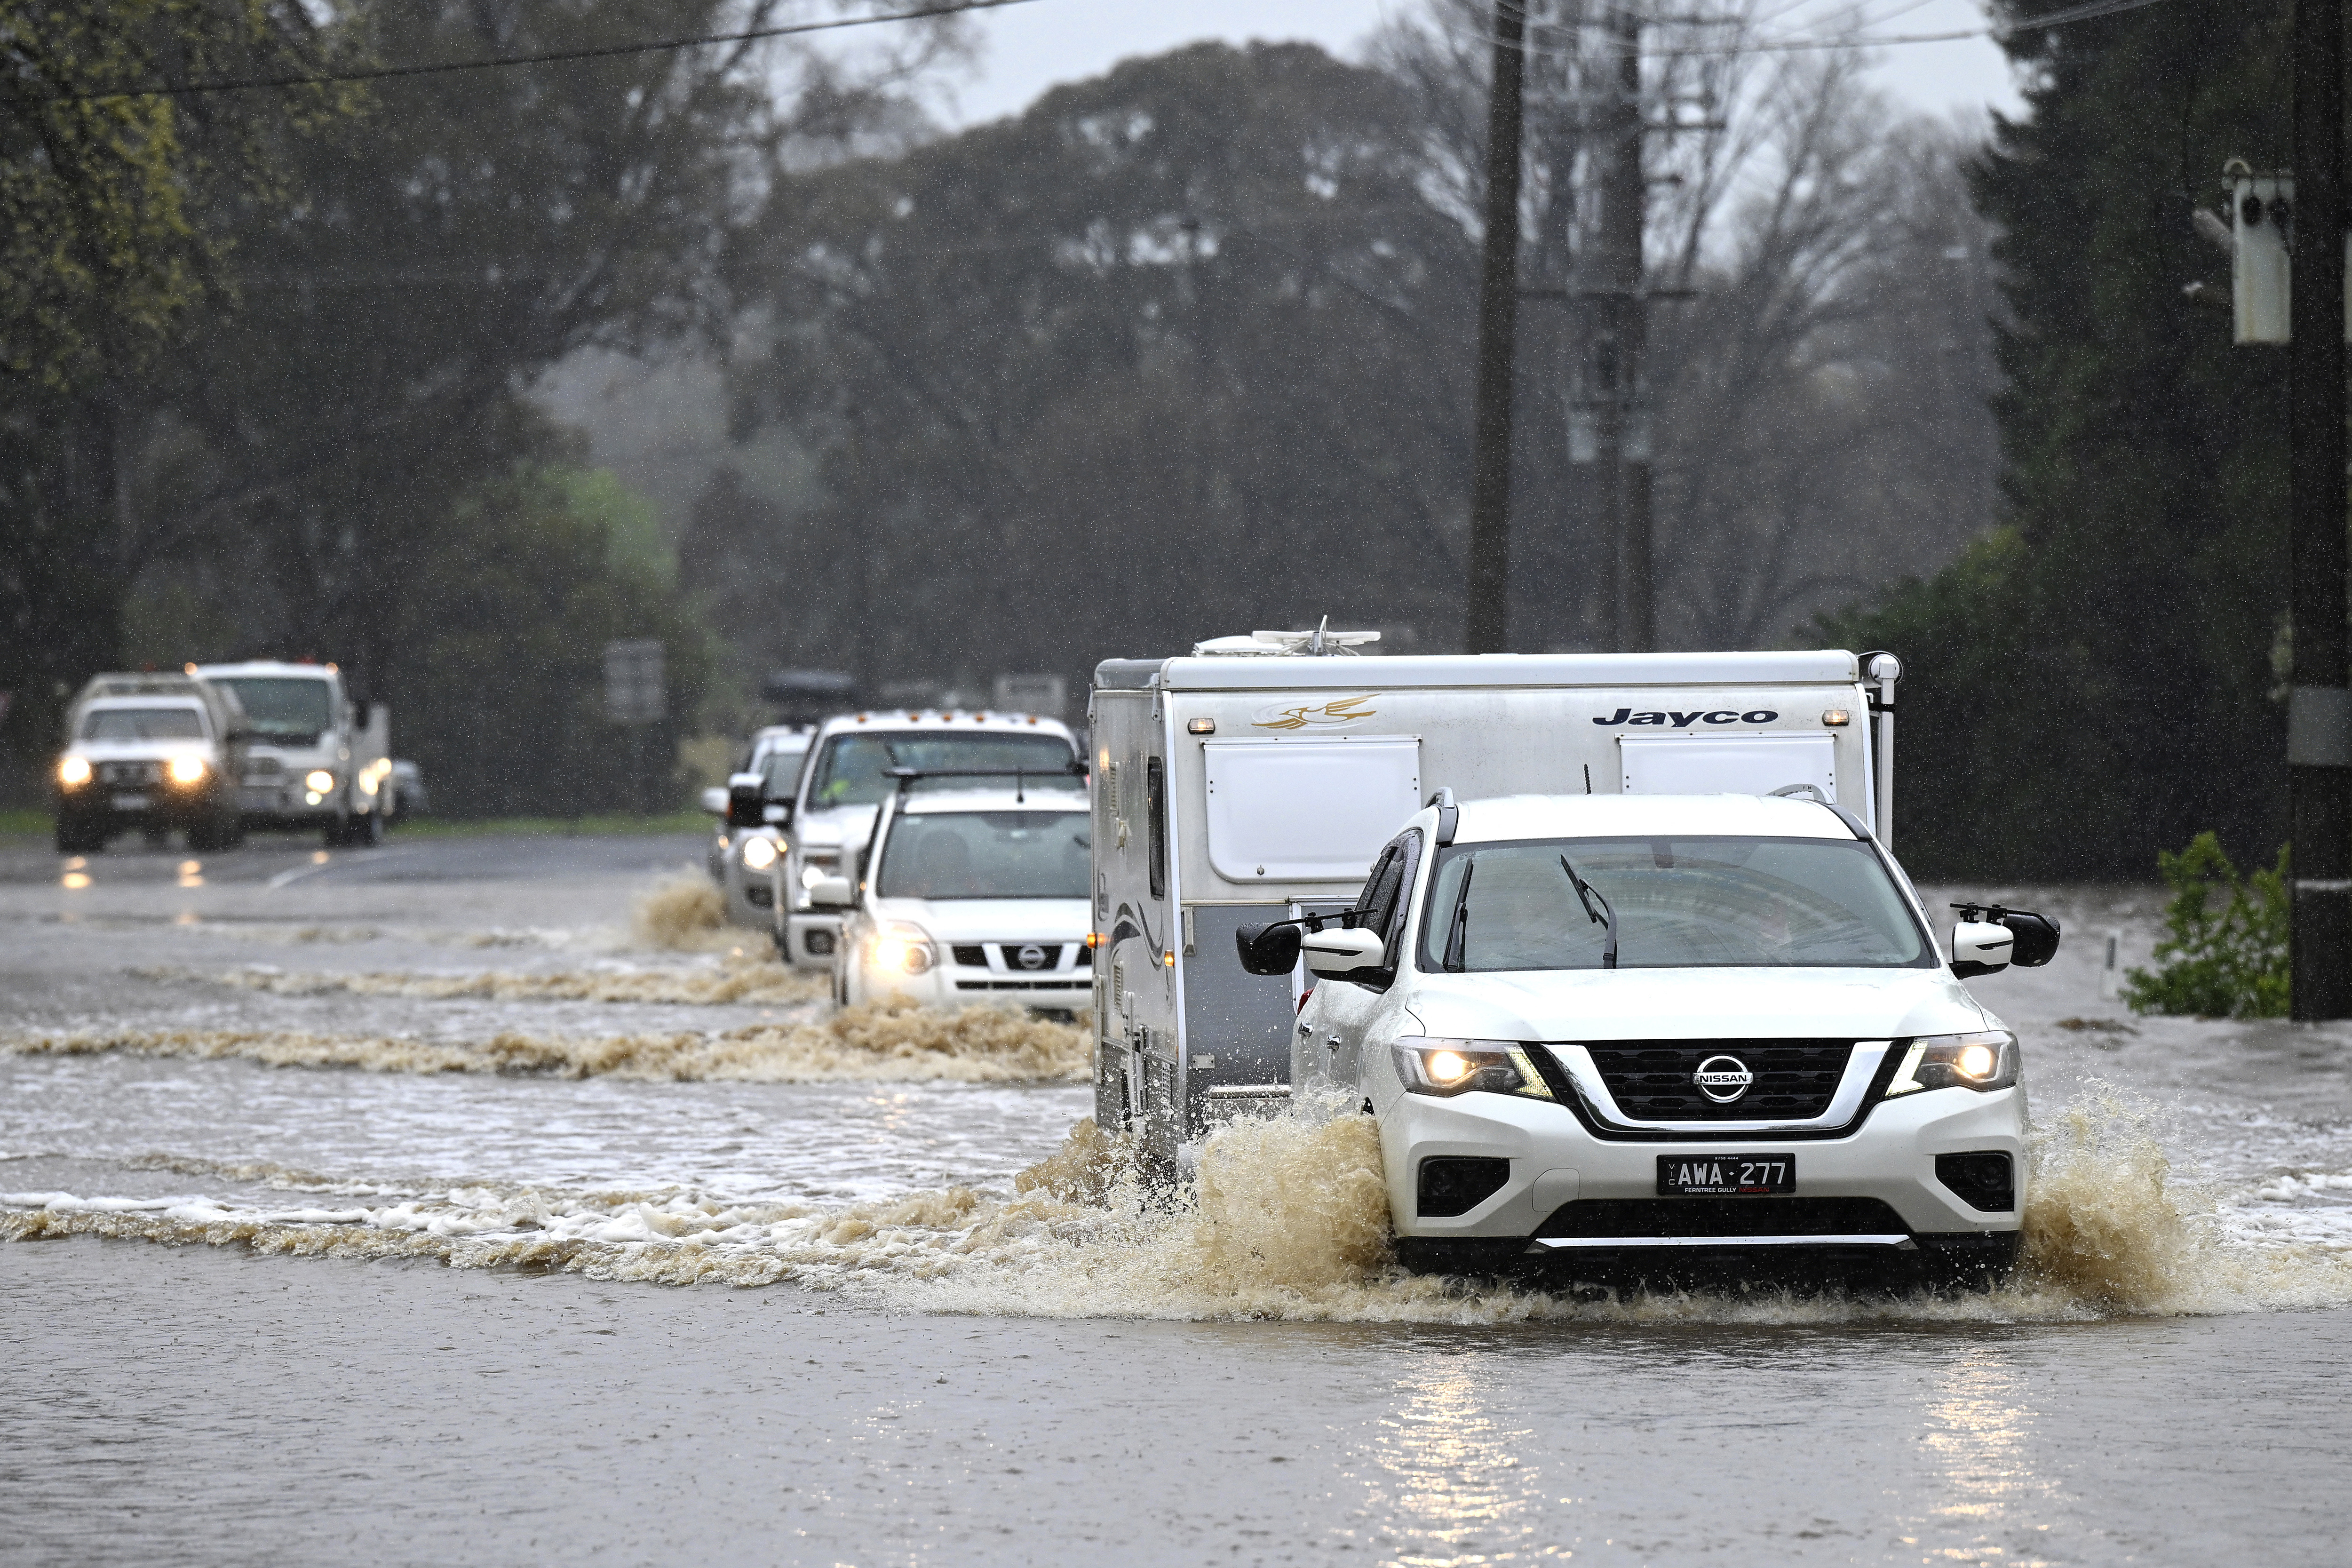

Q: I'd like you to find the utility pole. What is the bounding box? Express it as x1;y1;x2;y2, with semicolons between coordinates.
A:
1593;0;1652;652
2289;0;2352;1019
1464;0;1527;656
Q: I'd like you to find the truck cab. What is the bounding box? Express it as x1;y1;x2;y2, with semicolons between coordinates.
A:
53;673;250;853
776;711;1082;968
195;661;392;847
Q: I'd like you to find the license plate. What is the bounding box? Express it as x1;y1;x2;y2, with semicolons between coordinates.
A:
112;793;150;811
1657;1154;1795;1195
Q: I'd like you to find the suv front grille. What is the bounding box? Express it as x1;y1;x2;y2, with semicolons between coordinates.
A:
1581;1041;1854;1121
100;761;164;785
1537;1197;1908;1239
951;945;987;967
999;942;1064;971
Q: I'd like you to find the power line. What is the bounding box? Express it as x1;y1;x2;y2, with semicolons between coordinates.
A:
36;0;1041;105
1440;0;2177;60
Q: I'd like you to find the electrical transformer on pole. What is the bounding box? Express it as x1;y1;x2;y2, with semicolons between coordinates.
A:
2206;0;2352;1019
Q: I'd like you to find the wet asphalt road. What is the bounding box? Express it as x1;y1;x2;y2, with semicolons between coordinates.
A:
6;831;2352;1566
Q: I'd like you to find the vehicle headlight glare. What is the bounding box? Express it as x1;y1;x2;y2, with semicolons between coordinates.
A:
1884;1031;2019;1097
739;835;779;871
305;770;335;793
872;923;934;975
1392;1037;1553;1100
167;756;207;785
58;756;91;787
800;863;828;890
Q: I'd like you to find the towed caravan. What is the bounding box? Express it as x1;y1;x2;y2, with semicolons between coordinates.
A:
1086;633;2055;1281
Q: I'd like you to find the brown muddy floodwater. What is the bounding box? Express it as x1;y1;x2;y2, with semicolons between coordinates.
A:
5;834;2352;1565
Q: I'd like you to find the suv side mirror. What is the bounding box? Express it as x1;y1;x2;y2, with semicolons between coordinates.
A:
807;876;857;910
1950;920;2015;979
1235;922;1303;976
2000;910;2061;967
725;772;764;829
1949;902;2061;977
700;786;730;816
1302;925;1387;977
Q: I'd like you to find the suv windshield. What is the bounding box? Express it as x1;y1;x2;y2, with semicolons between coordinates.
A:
214;677;334;742
81;707;206;741
1416;836;1931;971
807;733;1076;809
875;811;1090;899
758;745;808;797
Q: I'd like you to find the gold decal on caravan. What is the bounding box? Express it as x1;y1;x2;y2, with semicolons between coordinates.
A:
1250;694;1382;731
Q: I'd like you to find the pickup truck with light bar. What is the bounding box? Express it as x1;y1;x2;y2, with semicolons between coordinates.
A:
1089;632;2056;1284
772;709;1082;968
52;672;251;852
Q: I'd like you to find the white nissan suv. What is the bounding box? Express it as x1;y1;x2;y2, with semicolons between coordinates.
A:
1249;793;2053;1286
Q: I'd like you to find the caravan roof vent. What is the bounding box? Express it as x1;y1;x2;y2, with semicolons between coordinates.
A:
1191;617;1381;658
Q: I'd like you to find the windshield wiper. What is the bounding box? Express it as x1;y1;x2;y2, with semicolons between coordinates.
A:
1441;859;1476;972
1560;854;1618;970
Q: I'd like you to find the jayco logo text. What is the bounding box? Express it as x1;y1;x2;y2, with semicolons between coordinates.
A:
1593;708;1779;726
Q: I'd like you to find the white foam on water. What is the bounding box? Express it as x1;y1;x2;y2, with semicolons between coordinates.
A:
0;999;1089;1084
12;1090;2352;1325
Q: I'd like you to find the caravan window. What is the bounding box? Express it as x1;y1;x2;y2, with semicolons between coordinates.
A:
1202;737;1422;883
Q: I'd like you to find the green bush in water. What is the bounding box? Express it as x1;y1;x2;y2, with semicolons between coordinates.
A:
2121;832;2289;1018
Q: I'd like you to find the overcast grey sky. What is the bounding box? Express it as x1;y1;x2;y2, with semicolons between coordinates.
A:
937;0;2022;127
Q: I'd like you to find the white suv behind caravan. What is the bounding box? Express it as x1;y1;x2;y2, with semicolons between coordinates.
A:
1245;791;2050;1283
811;781;1092;1012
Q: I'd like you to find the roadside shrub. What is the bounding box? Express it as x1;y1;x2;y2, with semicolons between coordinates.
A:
2121;832;2289;1018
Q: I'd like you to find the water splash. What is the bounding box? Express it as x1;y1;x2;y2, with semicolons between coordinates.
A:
11;1092;2352;1323
633;876;730;951
138;960;828;1007
1;999;1088;1083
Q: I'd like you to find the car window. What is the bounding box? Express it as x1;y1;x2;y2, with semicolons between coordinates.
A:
81;707;207;741
874;811;1090;899
1417;835;1932;971
806;733;1076;808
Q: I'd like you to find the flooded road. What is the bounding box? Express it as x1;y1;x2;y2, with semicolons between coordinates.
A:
7;833;2352;1564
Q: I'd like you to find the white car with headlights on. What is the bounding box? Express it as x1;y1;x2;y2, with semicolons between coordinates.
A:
810;776;1093;1014
707;724;813;926
1238;792;2056;1287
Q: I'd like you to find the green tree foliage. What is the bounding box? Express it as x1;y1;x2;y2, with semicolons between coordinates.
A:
395;466;710;818
3;0;941;812
0;0;350;387
1825;0;2297;878
703;42;1480;685
2122;831;2291;1017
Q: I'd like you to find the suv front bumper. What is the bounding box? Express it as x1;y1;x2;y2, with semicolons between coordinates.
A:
1379;1078;2024;1269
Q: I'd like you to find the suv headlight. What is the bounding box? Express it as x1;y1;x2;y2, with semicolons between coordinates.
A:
871;922;936;975
739;834;779;872
167;756;208;785
1393;1037;1554;1100
58;756;91;788
1884;1031;2018;1097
